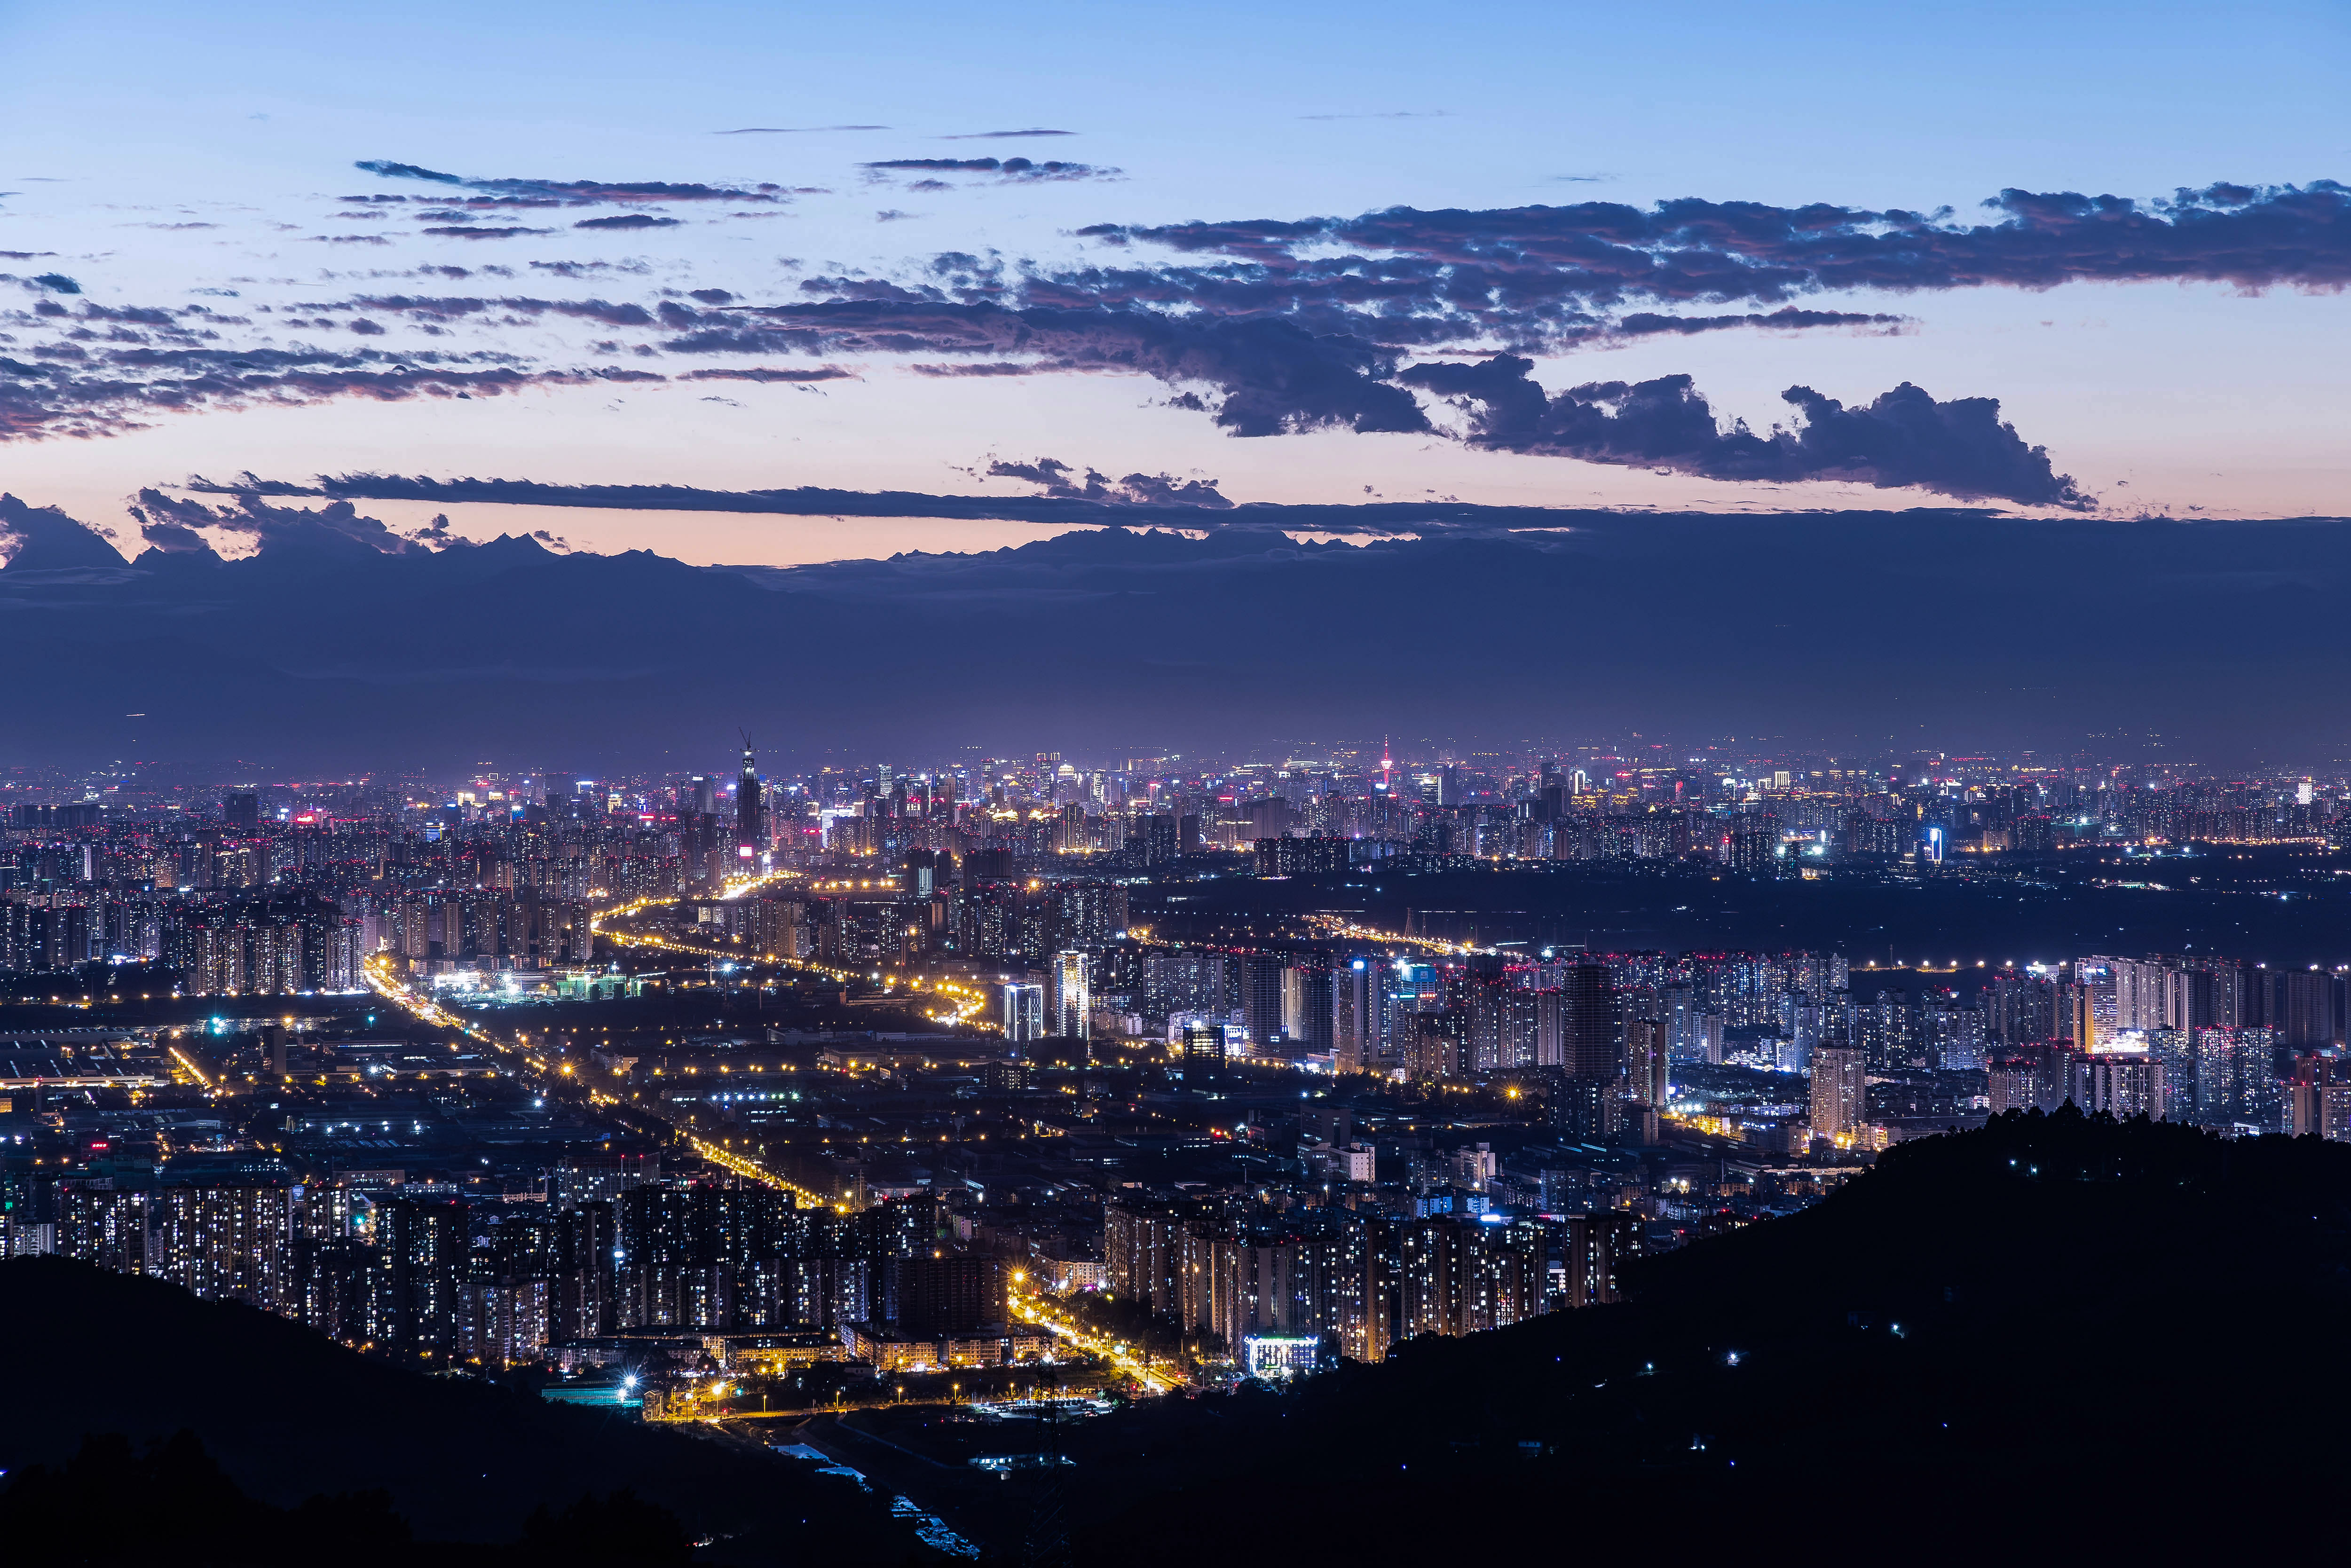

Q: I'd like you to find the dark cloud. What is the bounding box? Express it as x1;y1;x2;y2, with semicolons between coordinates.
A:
0;339;621;441
909;362;1037;377
0;493;124;571
31;273;80;294
333;294;657;327
1613;306;1908;337
860;157;1116;181
939;128;1077;140
421;225;554;240
574;214;681;230
260;471;1493;532
355;159;785;205
983;457;1232;508
687;299;1429;437
529;260;649;279
133;516;216;556
1400;356;2087;507
1071;181;2351;346
129;489;426;559
354;160;465;185
679;366;854;383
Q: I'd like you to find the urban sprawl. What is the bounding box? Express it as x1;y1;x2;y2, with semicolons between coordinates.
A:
2;740;2348;1412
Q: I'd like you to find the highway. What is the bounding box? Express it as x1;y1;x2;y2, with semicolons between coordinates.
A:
1007;1278;1176;1393
359;946;835;1206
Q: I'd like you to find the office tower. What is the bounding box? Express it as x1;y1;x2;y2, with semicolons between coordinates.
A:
1052;950;1090;1039
734;736;763;861
223;790;260;830
1810;1045;1868;1140
1556;963;1619;1080
1001;982;1045;1044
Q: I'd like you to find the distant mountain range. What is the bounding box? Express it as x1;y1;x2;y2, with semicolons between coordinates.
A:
5;490;2350;769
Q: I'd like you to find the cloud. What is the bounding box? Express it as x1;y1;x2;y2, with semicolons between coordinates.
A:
983;456;1232;507
1399;356;2088;506
939;128;1076;139
0;493;124;571
860;157;1117;181
0;339;633;441
680;366;855;383
421;225;554;240
129;488;429;559
355;159;786;205
354;160;464;185
909;362;1037;377
1074;181;2351;342
716;125;889;134
252;470;1515;532
1613;306;1909;337
31;273;80;294
574;214;681;230
687;299;1429;436
333;293;658;326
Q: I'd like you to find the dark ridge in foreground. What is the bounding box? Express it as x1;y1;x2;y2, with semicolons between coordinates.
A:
1071;1111;2351;1563
0;1258;921;1559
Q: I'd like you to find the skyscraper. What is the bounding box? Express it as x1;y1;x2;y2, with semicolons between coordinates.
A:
1810;1045;1868;1140
735;733;764;861
1002;982;1045;1045
1052;950;1090;1039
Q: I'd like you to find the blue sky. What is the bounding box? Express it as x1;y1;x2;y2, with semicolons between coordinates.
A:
2;0;2346;560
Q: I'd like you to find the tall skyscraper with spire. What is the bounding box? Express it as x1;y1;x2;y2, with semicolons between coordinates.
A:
735;732;763;863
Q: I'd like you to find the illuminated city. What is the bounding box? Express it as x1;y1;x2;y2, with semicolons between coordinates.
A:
5;0;2350;1557
4;735;2351;1556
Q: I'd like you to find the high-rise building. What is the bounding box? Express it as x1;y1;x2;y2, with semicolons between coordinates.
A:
1051;950;1090;1039
1810;1045;1868;1140
1563;1211;1643;1308
734;736;763;863
890;1254;1004;1336
1002;982;1045;1044
1554;963;1618;1080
